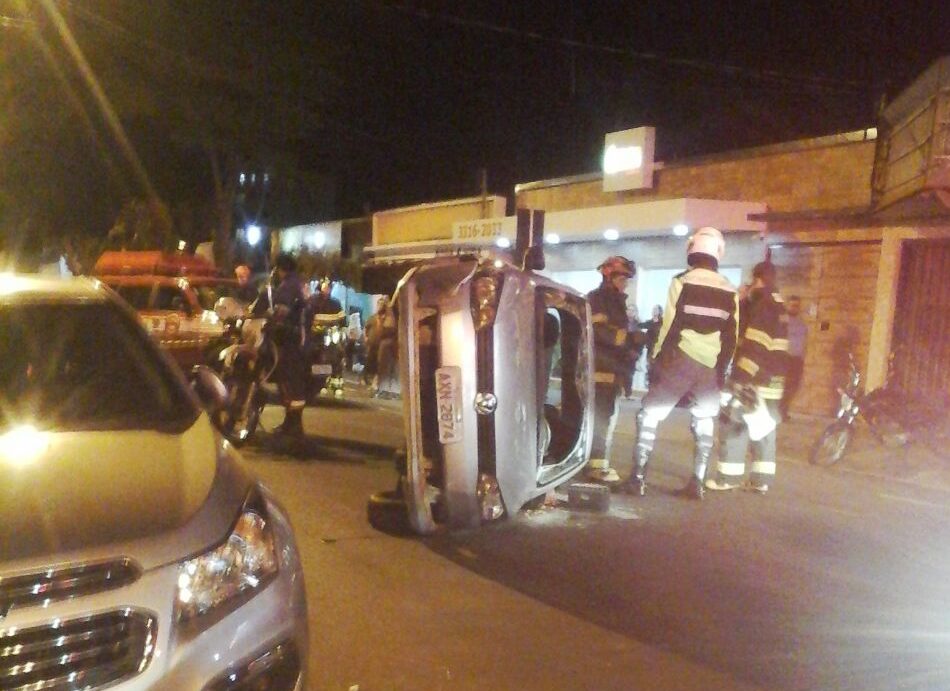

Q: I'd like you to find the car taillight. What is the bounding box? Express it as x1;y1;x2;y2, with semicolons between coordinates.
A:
470;275;501;331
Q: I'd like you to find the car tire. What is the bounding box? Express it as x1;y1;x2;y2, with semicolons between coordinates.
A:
367;490;412;535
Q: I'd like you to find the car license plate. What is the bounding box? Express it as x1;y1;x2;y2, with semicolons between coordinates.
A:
435;366;463;444
311;364;332;375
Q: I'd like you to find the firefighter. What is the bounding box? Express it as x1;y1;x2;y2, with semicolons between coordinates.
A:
586;255;642;484
706;261;788;493
621;227;739;500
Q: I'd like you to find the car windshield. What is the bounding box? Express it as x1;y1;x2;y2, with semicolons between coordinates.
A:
0;301;195;432
194;281;240;311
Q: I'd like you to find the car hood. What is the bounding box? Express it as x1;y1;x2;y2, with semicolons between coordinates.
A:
0;416;247;567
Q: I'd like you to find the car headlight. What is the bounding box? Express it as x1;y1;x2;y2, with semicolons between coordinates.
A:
470;272;503;331
175;493;278;626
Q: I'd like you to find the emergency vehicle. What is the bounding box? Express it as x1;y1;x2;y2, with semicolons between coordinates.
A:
93;251;237;369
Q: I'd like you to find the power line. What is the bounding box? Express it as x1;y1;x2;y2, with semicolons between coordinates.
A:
368;1;877;96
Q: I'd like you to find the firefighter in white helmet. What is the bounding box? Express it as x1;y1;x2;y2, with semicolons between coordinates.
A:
585;255;643;483
620;227;739;500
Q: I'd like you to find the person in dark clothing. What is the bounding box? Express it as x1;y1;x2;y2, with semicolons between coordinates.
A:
233;264;259;304
586;255;643;484
309;278;347;396
779;295;807;418
707;261;788;493
642;304;663;387
255;253;309;436
620;227;739;500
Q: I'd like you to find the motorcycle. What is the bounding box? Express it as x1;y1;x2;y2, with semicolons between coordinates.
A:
809;353;910;466
210;297;277;446
308;321;346;399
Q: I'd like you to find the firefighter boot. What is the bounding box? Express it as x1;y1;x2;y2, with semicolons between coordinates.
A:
620;448;649;496
675;475;705;501
276;408;304;437
621;408;654;496
675;417;713;500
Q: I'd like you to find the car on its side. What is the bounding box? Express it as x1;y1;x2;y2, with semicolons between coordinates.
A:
368;254;595;533
0;273;308;690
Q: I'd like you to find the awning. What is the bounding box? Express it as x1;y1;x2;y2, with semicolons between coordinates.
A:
538;198;767;243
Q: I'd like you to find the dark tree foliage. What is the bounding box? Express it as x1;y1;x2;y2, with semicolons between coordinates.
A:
0;0;332;267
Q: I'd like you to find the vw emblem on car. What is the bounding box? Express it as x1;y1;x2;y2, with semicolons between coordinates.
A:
473;392;497;415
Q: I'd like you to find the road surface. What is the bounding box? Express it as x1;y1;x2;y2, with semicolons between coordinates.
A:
241;394;950;690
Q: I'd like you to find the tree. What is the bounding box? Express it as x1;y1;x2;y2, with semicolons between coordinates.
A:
1;1;333;266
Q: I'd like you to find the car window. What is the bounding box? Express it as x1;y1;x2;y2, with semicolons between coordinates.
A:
114;284;153;310
538;289;586;464
195;283;237;311
0;302;196;432
154;285;188;312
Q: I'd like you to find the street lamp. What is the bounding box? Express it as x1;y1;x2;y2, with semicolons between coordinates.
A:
246;224;262;247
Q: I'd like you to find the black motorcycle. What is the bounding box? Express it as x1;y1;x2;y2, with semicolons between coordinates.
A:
809;354;948;466
308;322;346;399
210;312;277;446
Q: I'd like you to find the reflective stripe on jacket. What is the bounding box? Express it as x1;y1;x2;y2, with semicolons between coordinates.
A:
654;264;738;374
732;290;788;399
588;281;635;387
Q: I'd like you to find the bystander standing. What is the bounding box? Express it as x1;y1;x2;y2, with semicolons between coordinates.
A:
780;295;807;418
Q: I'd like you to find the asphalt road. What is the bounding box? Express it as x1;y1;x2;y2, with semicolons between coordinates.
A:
240;394;950;691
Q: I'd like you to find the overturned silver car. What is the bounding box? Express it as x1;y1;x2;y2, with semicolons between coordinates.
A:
370;253;595;533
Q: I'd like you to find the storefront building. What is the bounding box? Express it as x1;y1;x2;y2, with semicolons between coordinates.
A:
514;57;950;415
360;58;949;416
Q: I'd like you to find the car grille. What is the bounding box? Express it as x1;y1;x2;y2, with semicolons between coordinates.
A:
0;560;140;616
0;609;156;690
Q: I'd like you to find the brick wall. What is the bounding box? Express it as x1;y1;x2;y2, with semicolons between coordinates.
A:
517;140;876;214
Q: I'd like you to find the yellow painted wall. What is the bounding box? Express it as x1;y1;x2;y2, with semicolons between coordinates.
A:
372;196;506;246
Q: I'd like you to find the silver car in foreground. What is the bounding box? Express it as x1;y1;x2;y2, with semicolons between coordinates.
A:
0;274;307;690
370;255;595;534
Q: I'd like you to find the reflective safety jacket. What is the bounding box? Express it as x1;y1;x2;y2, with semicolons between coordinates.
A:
731;289;788;400
587;281;640;388
310;293;345;329
653;259;739;377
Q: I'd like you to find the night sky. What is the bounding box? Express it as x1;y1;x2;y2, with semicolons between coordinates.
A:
2;0;948;236
303;1;947;216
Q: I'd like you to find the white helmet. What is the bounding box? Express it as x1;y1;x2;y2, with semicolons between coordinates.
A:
687;226;725;260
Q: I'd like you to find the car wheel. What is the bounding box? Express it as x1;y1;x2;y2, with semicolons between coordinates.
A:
367;490;412;535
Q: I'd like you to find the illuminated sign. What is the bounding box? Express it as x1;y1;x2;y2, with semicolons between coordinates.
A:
603;126;655;192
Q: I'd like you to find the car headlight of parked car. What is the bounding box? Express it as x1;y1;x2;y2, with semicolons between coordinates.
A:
175;491;278;627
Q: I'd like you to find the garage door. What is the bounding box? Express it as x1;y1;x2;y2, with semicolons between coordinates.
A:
770;242;882;416
892;239;950;405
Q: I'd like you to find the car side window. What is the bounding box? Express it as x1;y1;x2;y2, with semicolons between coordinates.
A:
115;285;153;310
155;286;189;314
538;290;585;465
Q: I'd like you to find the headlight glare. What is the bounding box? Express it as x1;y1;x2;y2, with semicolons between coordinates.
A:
175;508;278;624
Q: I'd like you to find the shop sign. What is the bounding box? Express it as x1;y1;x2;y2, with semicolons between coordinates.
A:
603;126;655;192
452;217;515;242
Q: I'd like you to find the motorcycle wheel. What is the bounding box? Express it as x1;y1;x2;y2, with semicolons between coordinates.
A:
222;379;263;447
809;420;853;467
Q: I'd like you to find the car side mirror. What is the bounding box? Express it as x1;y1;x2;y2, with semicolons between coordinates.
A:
190;365;228;413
